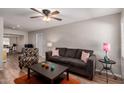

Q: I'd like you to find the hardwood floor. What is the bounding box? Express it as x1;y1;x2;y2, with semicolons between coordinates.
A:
0;54;122;84
0;54;26;84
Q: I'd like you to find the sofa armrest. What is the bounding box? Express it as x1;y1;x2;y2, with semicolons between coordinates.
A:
86;54;96;80
88;54;96;63
45;51;52;61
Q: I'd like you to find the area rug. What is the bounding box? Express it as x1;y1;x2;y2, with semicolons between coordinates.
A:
14;74;80;84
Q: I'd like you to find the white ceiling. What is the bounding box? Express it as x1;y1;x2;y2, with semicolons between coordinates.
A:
0;8;121;32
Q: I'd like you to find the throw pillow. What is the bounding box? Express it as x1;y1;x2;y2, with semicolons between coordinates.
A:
81;51;90;63
52;49;59;56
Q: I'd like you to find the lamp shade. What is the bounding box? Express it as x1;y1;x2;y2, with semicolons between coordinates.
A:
47;42;53;47
103;42;111;52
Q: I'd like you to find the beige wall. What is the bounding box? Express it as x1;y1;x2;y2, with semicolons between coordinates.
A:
29;13;121;76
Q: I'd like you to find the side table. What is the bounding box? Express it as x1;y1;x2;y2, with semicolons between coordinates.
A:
98;59;117;83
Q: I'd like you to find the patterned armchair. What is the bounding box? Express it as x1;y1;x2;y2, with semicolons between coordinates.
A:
18;48;39;69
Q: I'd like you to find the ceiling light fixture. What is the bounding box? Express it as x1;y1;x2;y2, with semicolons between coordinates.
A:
30;8;62;22
43;16;51;22
17;25;20;28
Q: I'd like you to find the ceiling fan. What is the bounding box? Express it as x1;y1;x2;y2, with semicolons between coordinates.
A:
30;8;62;22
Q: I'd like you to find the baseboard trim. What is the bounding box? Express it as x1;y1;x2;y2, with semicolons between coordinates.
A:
95;69;122;78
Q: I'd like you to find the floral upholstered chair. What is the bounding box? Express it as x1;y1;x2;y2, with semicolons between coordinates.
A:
18;48;39;69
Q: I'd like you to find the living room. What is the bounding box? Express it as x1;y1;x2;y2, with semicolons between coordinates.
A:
1;0;124;92
0;8;123;84
28;9;122;83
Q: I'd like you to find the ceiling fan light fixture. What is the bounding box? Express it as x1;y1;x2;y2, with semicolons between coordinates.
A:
43;16;51;22
30;8;62;22
46;17;51;21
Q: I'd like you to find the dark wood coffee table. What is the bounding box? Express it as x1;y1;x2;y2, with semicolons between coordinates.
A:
27;61;69;84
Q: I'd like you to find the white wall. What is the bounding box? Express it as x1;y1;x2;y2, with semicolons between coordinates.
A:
9;37;17;46
0;17;3;69
28;31;37;47
16;36;24;52
29;13;121;75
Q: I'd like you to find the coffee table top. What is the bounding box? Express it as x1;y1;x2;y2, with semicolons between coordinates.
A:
29;61;69;80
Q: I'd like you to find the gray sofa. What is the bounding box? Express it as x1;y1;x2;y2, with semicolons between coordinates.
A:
46;48;96;80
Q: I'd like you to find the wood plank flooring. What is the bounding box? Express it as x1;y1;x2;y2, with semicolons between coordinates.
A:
0;54;123;84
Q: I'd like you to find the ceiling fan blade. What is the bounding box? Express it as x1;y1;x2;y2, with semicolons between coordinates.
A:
30;16;43;18
30;8;42;14
51;10;60;15
51;17;62;21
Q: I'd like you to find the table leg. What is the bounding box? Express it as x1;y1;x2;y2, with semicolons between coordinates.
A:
110;67;117;80
99;68;104;75
67;70;69;80
99;62;105;75
28;68;30;79
106;64;108;83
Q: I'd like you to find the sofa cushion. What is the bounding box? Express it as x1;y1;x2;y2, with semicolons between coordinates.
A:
65;48;77;58
81;51;90;63
49;56;70;65
75;49;93;59
49;56;62;62
75;49;82;59
82;49;93;56
52;49;59;56
60;57;86;69
56;48;66;57
49;56;86;68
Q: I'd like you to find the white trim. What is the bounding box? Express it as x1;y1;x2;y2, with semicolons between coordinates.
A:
95;69;122;78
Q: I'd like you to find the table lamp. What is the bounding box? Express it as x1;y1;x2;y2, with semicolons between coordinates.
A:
47;42;53;50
